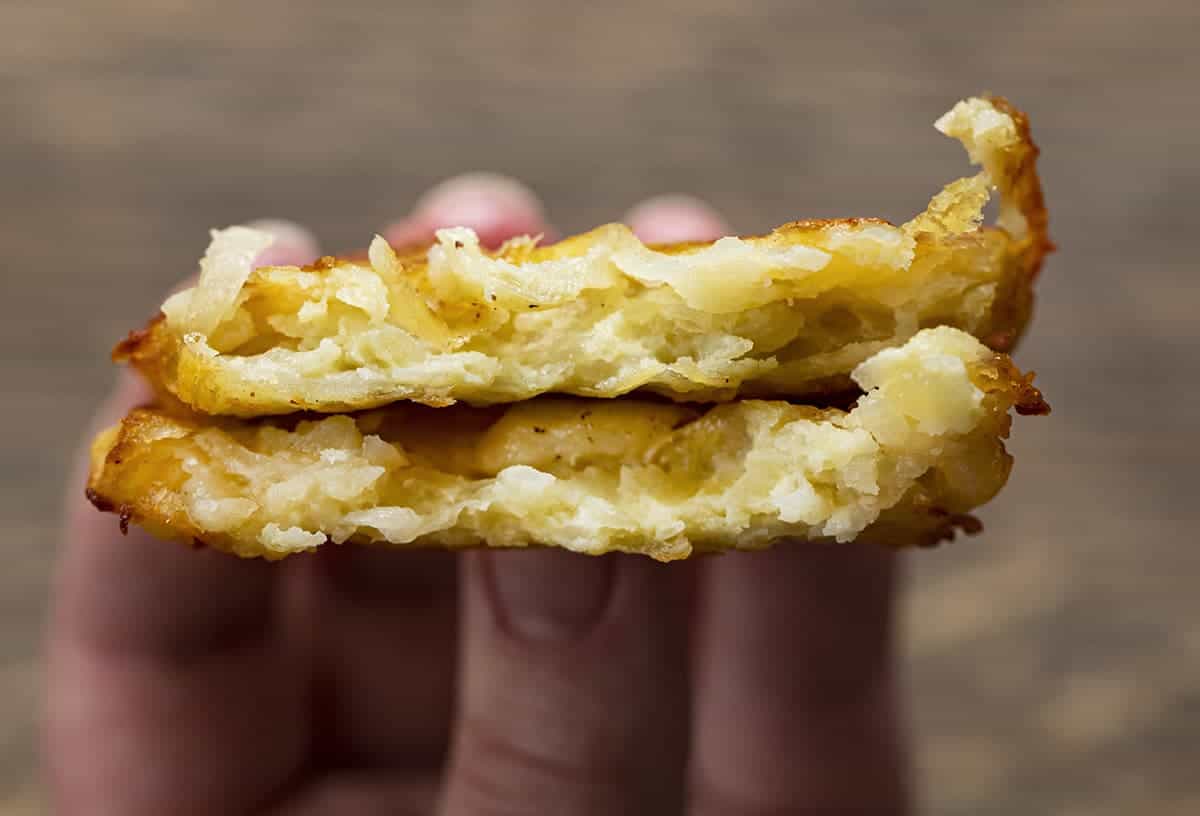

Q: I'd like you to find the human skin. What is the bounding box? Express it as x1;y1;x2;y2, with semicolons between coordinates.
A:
46;174;909;815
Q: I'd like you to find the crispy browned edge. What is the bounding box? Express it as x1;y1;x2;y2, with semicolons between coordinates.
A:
978;94;1054;354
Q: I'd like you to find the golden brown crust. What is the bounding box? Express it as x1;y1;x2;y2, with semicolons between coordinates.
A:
112;313;177;406
987;95;1054;275
978;94;1053;355
985;354;1051;416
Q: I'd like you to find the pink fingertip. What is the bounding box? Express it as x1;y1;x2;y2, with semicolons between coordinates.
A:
381;217;435;251
625;195;730;243
412;173;548;248
244;218;321;267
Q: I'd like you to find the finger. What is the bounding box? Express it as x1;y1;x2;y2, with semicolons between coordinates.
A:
624;194;730;244
271;771;438;816
313;176;553;770
440;551;692;815
384;172;553;250
308;548;459;769
689;547;909;814
246;218;322;267
624;197;910;812
47;221;321;815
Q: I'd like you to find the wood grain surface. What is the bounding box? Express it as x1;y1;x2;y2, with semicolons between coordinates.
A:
2;1;1198;813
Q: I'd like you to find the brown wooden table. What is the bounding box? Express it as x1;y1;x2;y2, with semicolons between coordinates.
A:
2;1;1197;812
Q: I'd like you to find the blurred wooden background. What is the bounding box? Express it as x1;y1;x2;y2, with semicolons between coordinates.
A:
2;1;1198;813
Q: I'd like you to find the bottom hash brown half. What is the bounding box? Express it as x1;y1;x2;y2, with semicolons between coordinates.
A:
87;327;1047;561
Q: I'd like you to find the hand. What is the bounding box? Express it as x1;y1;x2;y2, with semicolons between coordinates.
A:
47;175;909;815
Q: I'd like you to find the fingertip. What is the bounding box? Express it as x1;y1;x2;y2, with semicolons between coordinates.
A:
386;173;550;249
417;173;547;238
483;549;614;643
446;550;691;813
111;369;154;412
244;218;321;267
381;217;434;251
625;194;730;243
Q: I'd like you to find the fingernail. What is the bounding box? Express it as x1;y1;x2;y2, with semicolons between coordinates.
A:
625;194;730;243
244;218;321;267
486;549;613;643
